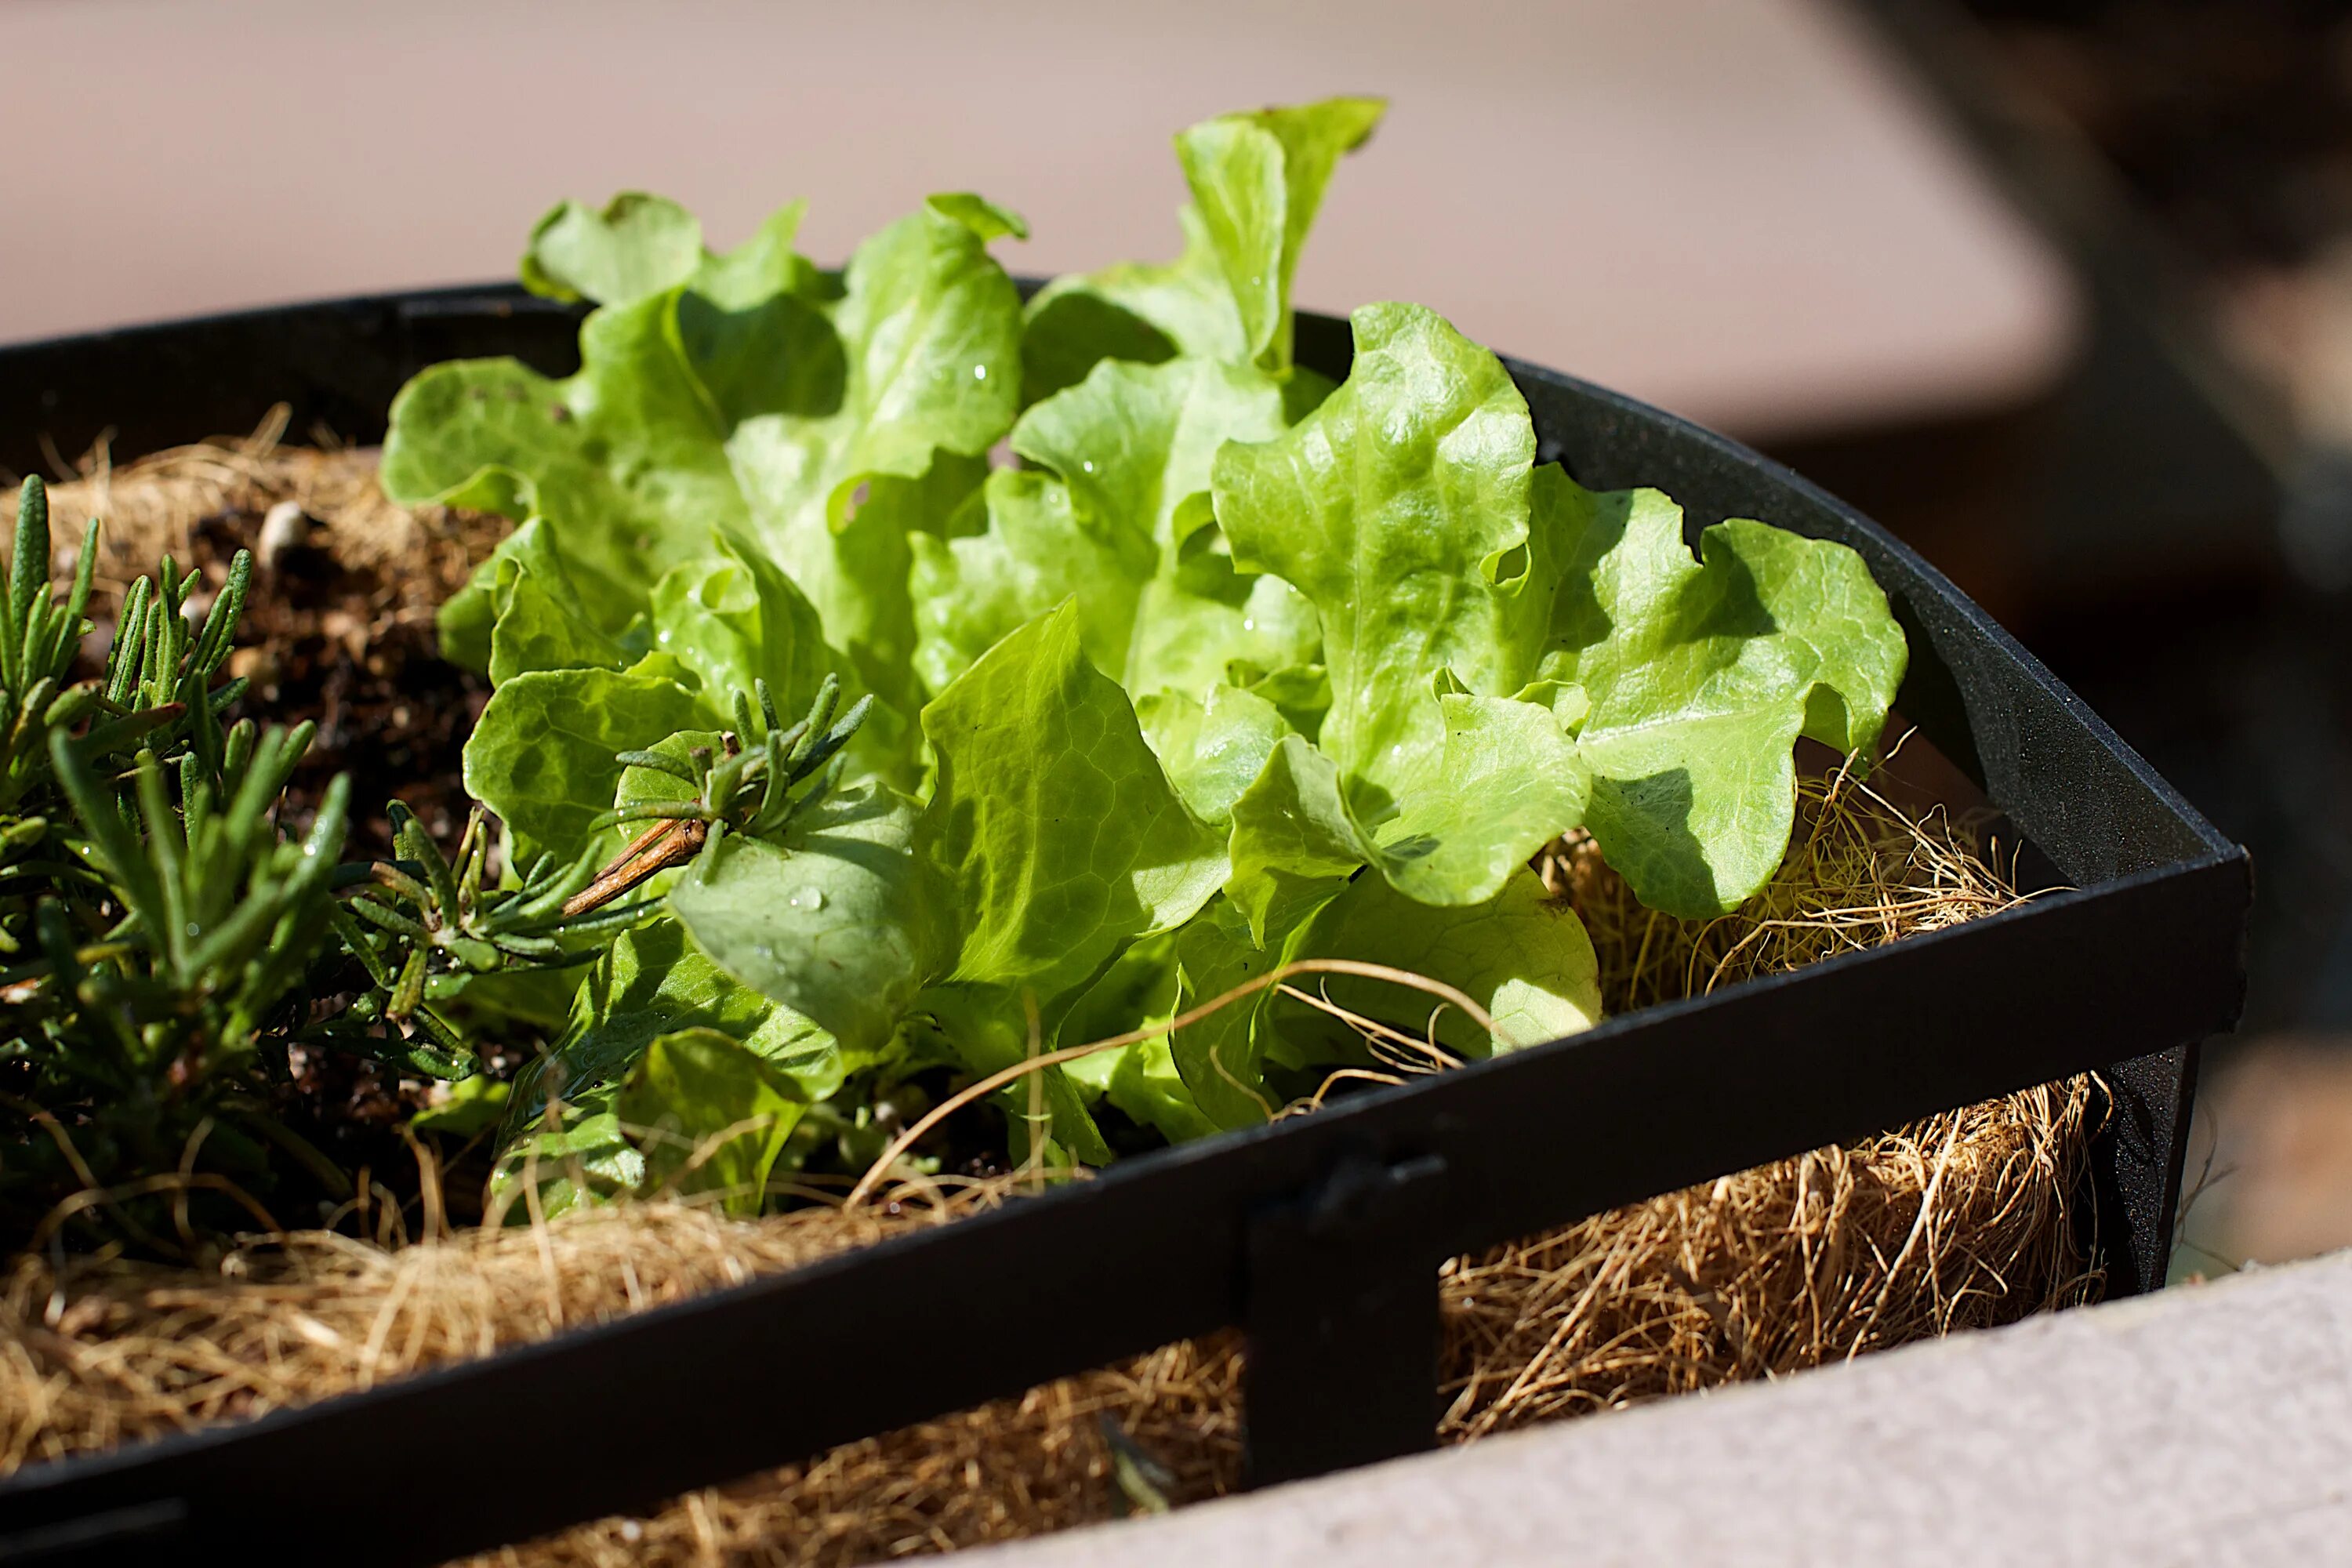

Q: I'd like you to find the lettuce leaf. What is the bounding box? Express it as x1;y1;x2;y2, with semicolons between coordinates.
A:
1110;1035;1217;1143
721;195;1025;709
1177;96;1388;372
499;1018;821;1221
463;667;703;860
1224;696;1586;939
1167;894;1320;1129
646;541;837;718
1137;681;1295;829
919;600;1221;998
639;596;1225;1162
489;1098;641;1221
617;1027;808;1216
503;916;845;1142
1283;867;1600;1062
383;283;747;638
1022;96;1385;395
1214;302;1557;800
1166;863;1602;1134
907;600;1224;1156
517;191;821;311
666;781;931;1056
388;201;822;647
909;354;1312;704
1540;480;1908;916
481;518;642;683
463;528;845;860
909;469;1152;698
519;192;707;307
387;191;1024;716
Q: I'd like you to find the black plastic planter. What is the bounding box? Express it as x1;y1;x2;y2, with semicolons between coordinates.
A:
0;288;2249;1567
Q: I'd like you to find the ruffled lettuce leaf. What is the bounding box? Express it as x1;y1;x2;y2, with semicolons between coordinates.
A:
387;192;1023;716
1023;96;1385;395
909;468;1153;698
382;281;749;644
919;600;1222;997
1223;697;1586;939
1214;302;1559;800
652;595;1232;1163
1203;303;1585;934
463;666;703;861
721;195;1025;709
1178;96;1388;372
909;354;1313;705
645;541;837;720
1111;1034;1217;1143
912;601;1224;1156
498;1018;822;1221
1167;894;1320;1129
1136;681;1295;829
480;517;642;683
519;192;707;307
1020;356;1282;550
517;191;822;311
1281;867;1600;1062
1539;480;1908;917
1166;862;1602;1134
500;916;846;1149
1046;933;1218;1147
1167;293;1905;1091
390;201;822;656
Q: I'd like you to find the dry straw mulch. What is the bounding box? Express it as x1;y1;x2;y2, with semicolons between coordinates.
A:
0;433;2100;1566
2;404;490;596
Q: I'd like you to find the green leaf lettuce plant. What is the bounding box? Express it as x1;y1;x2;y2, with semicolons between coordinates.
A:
381;96;1907;1208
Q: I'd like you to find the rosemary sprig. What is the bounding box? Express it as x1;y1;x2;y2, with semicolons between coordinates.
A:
327;804;658;1077
568;673;872;915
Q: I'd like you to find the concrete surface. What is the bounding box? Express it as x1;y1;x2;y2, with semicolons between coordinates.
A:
0;0;2074;441
982;1252;2352;1567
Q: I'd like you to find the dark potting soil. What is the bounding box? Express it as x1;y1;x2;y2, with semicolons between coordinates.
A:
186;505;493;858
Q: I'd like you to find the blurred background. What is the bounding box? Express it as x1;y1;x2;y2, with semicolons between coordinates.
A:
0;0;2341;1273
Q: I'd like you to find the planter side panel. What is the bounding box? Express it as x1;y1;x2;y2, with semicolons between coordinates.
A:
0;287;581;477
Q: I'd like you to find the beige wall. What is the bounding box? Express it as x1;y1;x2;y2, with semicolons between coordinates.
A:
0;0;2074;440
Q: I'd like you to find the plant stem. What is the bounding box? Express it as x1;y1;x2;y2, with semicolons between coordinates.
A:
560;817;709;918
